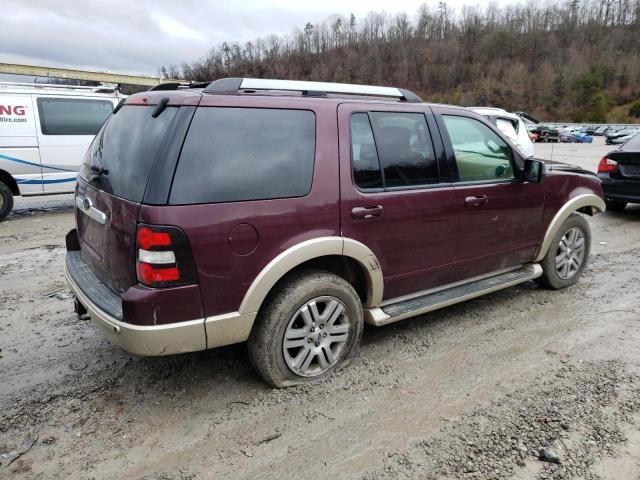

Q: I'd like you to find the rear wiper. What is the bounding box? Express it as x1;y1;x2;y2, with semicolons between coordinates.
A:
86;164;109;182
151;97;170;118
90;165;109;176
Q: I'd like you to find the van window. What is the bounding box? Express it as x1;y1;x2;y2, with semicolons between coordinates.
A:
443;115;514;183
37;97;114;135
79;105;178;202
369;112;438;188
169;108;315;204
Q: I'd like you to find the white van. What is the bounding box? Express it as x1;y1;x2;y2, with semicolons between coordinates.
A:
0;82;122;219
468;107;535;158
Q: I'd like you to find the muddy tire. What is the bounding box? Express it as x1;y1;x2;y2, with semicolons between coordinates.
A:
536;213;591;290
605;199;627;212
0;181;14;221
248;270;364;388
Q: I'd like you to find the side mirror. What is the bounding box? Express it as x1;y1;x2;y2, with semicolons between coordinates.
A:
522;158;545;183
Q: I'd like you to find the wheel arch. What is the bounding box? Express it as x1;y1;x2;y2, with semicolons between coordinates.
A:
534;193;605;262
0;169;20;195
238;236;384;316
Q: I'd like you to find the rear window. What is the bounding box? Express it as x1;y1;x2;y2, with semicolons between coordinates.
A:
37;97;114;135
169;107;315;205
79;105;178;202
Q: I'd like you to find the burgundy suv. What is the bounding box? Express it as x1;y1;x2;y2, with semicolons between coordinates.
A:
65;78;605;387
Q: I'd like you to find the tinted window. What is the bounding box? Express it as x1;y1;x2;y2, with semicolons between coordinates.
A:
37;97;113;135
79;105;178;202
350;113;383;189
170;108;315;204
369;112;438;188
621;133;640;151
443;115;514;182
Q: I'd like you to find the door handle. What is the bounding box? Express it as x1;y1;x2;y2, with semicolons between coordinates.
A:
351;205;384;220
464;195;489;208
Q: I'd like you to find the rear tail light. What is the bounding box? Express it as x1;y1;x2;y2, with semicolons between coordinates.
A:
597;156;617;173
136;224;198;288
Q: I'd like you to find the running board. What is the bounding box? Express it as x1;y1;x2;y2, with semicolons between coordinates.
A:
365;264;542;326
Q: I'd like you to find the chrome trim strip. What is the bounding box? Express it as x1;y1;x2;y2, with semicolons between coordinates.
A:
365;264;543;326
534;194;605;262
75;195;107;225
240;78;405;98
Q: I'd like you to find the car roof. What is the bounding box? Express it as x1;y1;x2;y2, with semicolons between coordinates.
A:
0;81;123;98
123;87;472;113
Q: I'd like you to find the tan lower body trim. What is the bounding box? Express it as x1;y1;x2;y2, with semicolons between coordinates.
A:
65;264;207;356
205;311;256;348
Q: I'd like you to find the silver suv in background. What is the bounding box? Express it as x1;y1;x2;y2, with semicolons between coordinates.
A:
468;107;535;158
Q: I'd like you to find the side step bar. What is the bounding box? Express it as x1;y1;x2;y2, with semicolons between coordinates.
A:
365;264;542;326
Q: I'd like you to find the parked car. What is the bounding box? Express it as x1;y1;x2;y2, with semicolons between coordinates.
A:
64;78;605;387
609;130;638;145
0;81;122;220
468;107;535;157
572;132;594;143
559;129;578;143
605;129;635;145
529;125;560;142
598;133;640;211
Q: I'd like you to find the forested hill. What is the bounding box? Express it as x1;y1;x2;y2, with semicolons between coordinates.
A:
162;1;640;123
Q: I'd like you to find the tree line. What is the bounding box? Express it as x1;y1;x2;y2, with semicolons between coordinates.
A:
161;0;640;122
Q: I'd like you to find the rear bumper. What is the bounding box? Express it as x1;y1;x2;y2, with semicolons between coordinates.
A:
598;175;640;204
65;255;207;355
65;250;256;355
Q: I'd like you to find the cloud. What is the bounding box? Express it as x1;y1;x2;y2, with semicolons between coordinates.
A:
0;0;515;76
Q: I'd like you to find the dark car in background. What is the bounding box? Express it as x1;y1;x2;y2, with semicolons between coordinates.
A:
529;125;559;142
598;134;640;211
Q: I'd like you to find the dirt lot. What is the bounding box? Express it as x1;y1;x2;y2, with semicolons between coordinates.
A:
1;140;640;479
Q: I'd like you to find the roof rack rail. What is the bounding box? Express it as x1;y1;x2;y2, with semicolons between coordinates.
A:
149;81;212;91
0;81;118;92
202;77;423;102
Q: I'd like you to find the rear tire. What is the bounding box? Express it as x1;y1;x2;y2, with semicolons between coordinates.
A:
248;270;364;388
605;199;627;212
536;213;591;290
0;181;14;221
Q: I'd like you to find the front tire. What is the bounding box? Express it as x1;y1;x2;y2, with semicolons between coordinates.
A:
0;181;14;221
536;213;591;290
248;270;364;388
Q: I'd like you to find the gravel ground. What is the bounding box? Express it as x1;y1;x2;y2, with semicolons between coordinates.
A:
1;140;640;479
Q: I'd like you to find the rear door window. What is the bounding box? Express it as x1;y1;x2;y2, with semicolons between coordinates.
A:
369;112;439;188
79;105;178;202
37;97;114;135
169;107;315;204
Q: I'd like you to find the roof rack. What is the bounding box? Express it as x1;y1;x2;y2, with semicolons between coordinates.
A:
201;78;423;102
0;81;118;93
148;81;212;91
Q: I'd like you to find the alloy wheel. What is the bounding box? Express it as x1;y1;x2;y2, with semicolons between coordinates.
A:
555;227;586;280
282;296;350;377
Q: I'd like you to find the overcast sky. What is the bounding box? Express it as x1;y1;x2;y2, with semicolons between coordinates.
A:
2;0;515;77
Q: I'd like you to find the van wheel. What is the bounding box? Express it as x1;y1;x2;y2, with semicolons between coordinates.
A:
536;213;591;290
0;181;14;221
248;270;364;388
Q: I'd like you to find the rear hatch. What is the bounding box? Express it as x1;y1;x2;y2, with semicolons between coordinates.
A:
75;103;181;294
